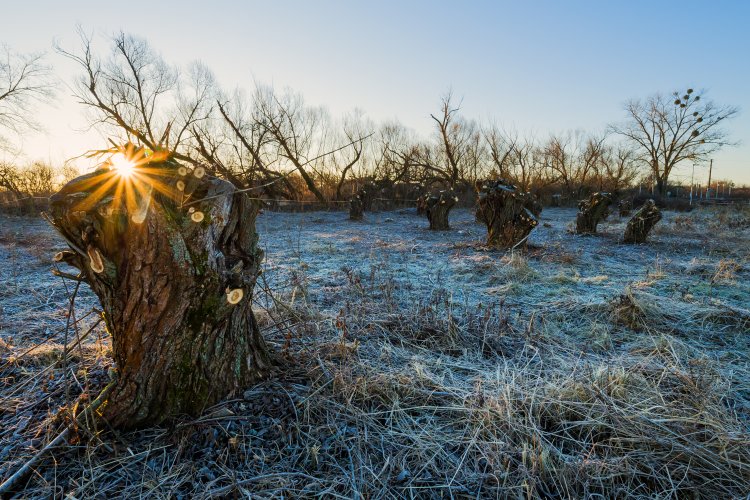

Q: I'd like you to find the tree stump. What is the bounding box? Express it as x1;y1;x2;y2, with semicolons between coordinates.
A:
349;192;364;220
477;180;542;248
624;199;662;243
424;190;457;230
48;150;271;428
618;199;632;217
474;181;487;223
415;193;428;216
575;192;612;234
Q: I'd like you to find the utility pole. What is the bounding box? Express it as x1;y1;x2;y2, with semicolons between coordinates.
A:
705;159;713;199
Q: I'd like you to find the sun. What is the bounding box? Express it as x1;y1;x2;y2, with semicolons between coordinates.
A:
110;152;137;178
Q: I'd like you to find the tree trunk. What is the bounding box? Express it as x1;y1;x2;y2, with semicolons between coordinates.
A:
349;193;364;221
424;190;457;230
624;199;662;243
576;192;612;234
416;193;428;216
618;199;632;217
656;176;667;197
477;180;542;248
48;154;272;429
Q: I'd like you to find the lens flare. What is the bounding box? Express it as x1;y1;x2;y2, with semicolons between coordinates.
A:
110;153;136;178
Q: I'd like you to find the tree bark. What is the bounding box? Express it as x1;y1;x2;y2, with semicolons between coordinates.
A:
349;193;364;221
477;180;542;248
624;199;662;243
48;154;271;429
576;192;612;234
416;193;428;216
618;199;632;217
424;190;457;230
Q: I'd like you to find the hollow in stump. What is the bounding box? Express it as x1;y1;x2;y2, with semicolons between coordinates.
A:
618;199;632;217
48;147;272;429
623;199;662;244
576;192;612;234
477;180;542;248
425;190;457;230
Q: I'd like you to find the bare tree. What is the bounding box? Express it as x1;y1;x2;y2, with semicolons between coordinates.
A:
371;121;420;185
332;111;369;200
206;89;299;199
612;88;738;196
57;30;212;164
541;131;605;200
597;144;639;193
483;124;516;180
431;92;477;187
411;92;482;188
0;46;54;151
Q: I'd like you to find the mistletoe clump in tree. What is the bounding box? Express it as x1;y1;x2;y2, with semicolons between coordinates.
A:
477;180;541;248
612;88;738;196
48;145;271;429
576;192;612;234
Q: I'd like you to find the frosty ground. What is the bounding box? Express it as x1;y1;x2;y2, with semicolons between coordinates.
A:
1;206;749;498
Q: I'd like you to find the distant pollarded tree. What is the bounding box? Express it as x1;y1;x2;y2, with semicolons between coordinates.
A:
611;88;738;196
0;45;54;151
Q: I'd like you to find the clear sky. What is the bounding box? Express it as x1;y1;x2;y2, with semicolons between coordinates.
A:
2;0;749;184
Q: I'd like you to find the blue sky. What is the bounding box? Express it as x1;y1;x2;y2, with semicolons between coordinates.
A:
2;0;749;183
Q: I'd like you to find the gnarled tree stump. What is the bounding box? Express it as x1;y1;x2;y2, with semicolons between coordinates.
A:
576;192;612;234
618;199;632;217
349;192;364;221
48;151;271;428
477;180;542;248
624;199;662;243
424;190;457;230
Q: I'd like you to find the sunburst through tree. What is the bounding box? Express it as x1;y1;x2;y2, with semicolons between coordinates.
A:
46;143;271;428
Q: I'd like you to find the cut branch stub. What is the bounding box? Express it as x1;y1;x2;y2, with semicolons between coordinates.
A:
618;199;632;217
424;190;457;230
624;199;662;244
48;151;271;429
477;180;542;248
575;192;613;234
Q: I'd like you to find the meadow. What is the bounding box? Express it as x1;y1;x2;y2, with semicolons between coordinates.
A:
1;205;749;497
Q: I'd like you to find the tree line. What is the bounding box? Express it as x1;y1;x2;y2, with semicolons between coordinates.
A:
0;31;739;206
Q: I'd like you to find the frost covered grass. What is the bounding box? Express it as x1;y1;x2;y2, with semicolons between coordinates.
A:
1;206;749;497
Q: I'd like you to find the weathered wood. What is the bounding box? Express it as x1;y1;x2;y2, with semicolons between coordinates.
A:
576;192;612;234
477;180;542;248
624;199;662;243
618;199;632;217
424;190;457;230
48;151;271;428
